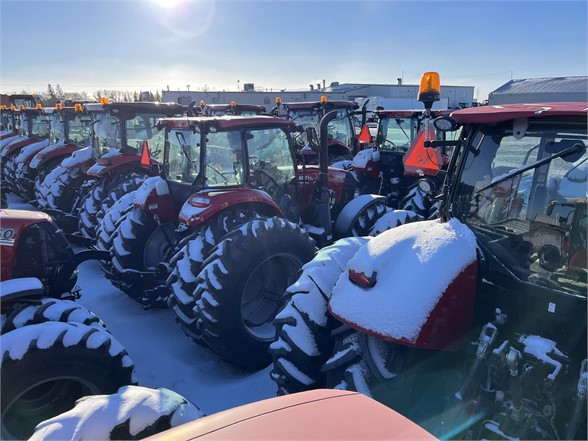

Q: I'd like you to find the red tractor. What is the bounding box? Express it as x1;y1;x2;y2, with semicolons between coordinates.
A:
1;105;51;194
350;108;454;219
11;103;94;202
271;73;587;440
0;105;19;138
0;208;135;439
272;97;361;162
101;113;387;370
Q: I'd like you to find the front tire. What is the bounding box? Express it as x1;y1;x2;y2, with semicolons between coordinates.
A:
195;217;317;370
109;209;176;301
1;322;136;440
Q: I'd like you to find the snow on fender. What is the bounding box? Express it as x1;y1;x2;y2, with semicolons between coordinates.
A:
133;175;170;206
328;218;478;348
30;385;204;441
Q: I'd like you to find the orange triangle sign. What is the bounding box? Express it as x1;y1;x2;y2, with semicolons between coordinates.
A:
357;125;372;144
140;140;151;168
402;123;443;176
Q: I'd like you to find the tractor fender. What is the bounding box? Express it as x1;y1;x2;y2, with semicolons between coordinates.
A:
0;136;34;158
86;151;141;177
333;194;386;238
328;218;478;350
178;188;283;227
30;141;79;169
132;176;176;222
61;145;94;170
15;139;50;164
0;277;44;302
0;209;51;281
0;132;18;144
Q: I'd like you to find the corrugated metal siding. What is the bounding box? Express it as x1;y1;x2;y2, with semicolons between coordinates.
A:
489;76;588;104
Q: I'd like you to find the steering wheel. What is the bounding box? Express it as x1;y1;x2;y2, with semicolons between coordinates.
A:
383;139;396;149
207;164;229;184
254;168;283;200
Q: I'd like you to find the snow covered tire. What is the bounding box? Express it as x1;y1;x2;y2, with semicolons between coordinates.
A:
0;298;105;334
1;322;136;440
192;217;317;370
168;206;264;343
30;385;204;441
269;237;369;394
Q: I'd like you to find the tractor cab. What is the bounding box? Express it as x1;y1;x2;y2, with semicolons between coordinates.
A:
200;101;266;117
18;106;51;141
272;97;359;160
86;100;185;177
157;115;301;221
0;106;19;133
48;103;94;147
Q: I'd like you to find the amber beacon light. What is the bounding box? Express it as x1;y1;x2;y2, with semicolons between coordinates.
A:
418;71;441;108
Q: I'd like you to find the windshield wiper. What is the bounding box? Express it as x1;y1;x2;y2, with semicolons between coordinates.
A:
475;142;584;195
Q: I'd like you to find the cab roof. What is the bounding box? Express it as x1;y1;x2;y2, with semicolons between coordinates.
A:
451;102;588;124
284;100;359;111
158;115;297;130
83;101;185;116
375;109;451;118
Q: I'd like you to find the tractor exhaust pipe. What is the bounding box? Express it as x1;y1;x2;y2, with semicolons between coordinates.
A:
316;110;339;245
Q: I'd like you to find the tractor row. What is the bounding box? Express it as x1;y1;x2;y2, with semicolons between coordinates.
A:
4;71;583;439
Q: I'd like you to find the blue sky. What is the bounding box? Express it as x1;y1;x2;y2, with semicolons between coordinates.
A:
1;0;586;101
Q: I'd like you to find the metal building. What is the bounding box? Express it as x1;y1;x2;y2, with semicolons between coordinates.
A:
161;81;475;112
488;76;588;104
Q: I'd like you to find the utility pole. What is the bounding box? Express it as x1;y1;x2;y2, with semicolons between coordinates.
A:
186;85;191;91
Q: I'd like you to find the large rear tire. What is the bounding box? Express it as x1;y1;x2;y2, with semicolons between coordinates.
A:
0;322;136;440
78;172;148;239
30;385;204;441
269;237;369;394
33;157;65;207
167;206;263;343
194;217;317;370
37;165;94;213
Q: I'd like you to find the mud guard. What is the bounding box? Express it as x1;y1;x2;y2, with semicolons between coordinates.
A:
61;146;94;170
328;218;479;350
333;194;386;238
0;277;44;301
178;188;283;227
30;142;79;169
133;176;176;221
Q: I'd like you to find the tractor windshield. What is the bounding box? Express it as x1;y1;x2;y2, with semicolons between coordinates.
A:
453;120;587;295
204;130;246;187
19;113;50;139
1;110;16;131
93;112;121;156
167;129;201;185
290;109;354;149
65;113;93;146
50;114;65;143
123;113;165;161
377;116;420;152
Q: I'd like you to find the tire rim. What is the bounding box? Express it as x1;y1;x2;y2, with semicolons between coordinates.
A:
241;253;303;341
143;223;176;270
1;377;100;440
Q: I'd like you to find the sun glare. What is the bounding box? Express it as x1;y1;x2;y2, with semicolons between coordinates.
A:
156;0;183;9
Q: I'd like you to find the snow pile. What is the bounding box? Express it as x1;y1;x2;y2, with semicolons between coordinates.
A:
30;385;204;441
329;218;477;342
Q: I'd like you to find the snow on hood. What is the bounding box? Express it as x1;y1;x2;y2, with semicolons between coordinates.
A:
15;139;50;163
29;385;204;441
329;218;477;343
62;145;93;168
29;140;67;168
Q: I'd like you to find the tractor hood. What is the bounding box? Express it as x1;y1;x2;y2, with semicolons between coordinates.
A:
328;219;478;347
145;389;436;440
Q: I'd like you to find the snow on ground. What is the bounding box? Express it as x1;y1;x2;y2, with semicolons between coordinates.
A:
4;193;276;417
